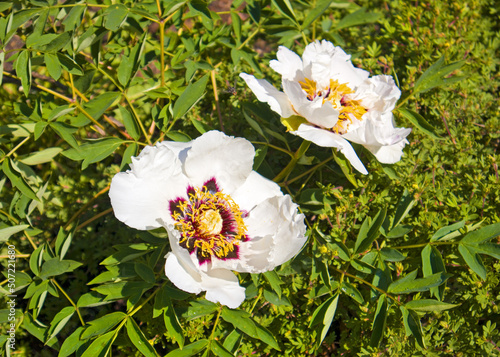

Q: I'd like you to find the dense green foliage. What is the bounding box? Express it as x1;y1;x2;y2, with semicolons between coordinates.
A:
1;0;499;356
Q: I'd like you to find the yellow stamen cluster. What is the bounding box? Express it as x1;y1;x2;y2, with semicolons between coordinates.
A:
299;77;367;134
172;187;247;261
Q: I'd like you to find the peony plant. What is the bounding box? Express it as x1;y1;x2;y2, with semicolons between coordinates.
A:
240;40;411;174
109;131;307;308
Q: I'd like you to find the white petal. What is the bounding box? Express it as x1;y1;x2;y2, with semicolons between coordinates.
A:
293;124;368;175
354;75;401;113
231;171;283;212
164;252;203;295
202;269;246;309
282;80;338;128
239;73;295;118
184;131;255;193
109;145;188;230
342;112;411;163
269;46;304;81
233;195;307;273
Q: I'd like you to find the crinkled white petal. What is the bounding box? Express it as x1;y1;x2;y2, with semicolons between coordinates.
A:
354;75;401;113
282;80;338;128
239;73;295;118
302;40;369;89
184;131;255;193
109;145;188;230
164;252;203;294
293;124;368;175
269;46;304;82
230;171;283;212
342;112;411;163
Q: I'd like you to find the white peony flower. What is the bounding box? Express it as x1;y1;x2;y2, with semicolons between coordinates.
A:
109;131;307;308
240;40;411;174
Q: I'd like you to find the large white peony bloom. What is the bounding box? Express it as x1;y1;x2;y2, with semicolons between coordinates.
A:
109;131;307;308
240;40;411;174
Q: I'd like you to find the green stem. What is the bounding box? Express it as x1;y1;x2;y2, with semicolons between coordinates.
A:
273;140;311;183
391;240;459;250
52;279;86;326
0;136;30;164
251;141;294;158
281;156;333;186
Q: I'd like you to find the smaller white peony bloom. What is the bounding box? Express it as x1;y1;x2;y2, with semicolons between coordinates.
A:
109;131;307;308
240;40;411;174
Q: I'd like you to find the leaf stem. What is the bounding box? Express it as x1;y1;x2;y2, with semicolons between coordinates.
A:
273;140;311;183
52;279;85;326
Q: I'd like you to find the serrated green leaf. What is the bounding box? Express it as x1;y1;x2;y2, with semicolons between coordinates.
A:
126;318;159;357
221;307;280;350
369;295;387;348
405;299;458;312
165;339;208;357
172;75;209;119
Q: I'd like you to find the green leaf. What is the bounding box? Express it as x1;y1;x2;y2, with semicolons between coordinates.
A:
29;245;45;277
461;222;500;244
280;115;308;132
117;32;147;87
45;53;62;81
263;271;282;299
119;106;140;141
330;240;351;261
57;53;84;75
379;247;406;262
83;92;121;121
0;51;4;86
223;329;242;353
473;243;500;260
301;0;332;29
172;75;209;120
413;56;466;94
126;318;159;357
165;339;208;357
405;299;458;312
369;295;387;348
39;258;82;280
15;50;31;97
458;244;486;280
0;224;29;243
271;0;297;24
388;271;450;294
341;282;364;304
80;330;115;357
400;306;425;348
421;244;446;300
22;312;59;349
58;326;86;357
165;131;192;142
54;227;72;260
163;297;184;349
310;294;339;345
182;300;218;321
398;108;443;140
355;208;386;254
430;220;465;242
211;340;233;357
221;307;280;350
2;159;39;201
81;312;126;340
389;188;416;231
46;306;75;343
50;122;79;149
134;262;156;284
104;4;129;31
63;137;124;170
336;7;382;30
121;142;138;169
18;147;62;165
